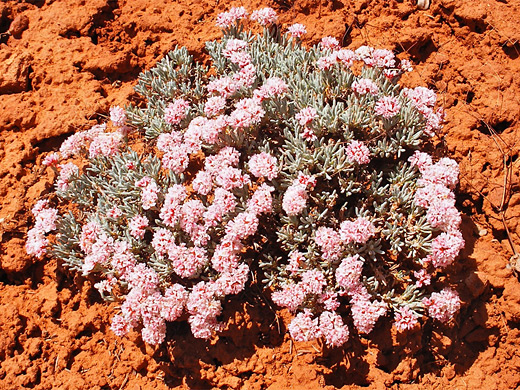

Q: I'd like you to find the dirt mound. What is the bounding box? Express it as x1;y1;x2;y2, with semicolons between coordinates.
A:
1;0;519;388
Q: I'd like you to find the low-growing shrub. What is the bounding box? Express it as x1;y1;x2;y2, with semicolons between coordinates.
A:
27;7;463;348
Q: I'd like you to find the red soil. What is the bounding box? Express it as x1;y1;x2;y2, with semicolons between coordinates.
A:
1;0;519;388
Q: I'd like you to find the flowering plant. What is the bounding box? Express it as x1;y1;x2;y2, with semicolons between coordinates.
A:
27;7;463;348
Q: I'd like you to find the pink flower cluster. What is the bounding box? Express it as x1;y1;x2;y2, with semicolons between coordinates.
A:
136;176;159;210
56;162;79;191
402;86;444;136
287;23;307;39
375;96;401;118
411;152;464;268
164;99;189;125
282;183;308;216
352;78;379;96
394;306;419;331
25;200;58;258
316;48;357;71
288;309;349;347
295;107;318;141
313;217;375;260
248;152;279;180
215;6;248;28
250;7;278;26
345;140;371;165
320;36;340;51
423;288;461;323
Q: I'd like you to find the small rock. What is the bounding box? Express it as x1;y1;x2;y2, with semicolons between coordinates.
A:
0;50;33;94
465;272;486;298
8;14;29;38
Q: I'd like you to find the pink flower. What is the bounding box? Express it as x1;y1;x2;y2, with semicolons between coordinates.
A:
295;107;317;127
301;270;326;294
371;49;396;68
336;254;364;291
33;206;58;234
375;96;401;118
355;45;374;64
233;63;257;89
420;157;460;189
192;170;214;195
345;140;371;165
339;217;375;244
319;311;349;347
228;98;265;129
282;183;308;216
31;199;49;215
295;173;317;189
79;220;102;254
225;212;259;240
136;177;159;210
288;309;320;342
207;76;238;99
156;132;182;152
110;106;127;127
82;233;114;275
272;283;307;312
213;263;249;296
211;240;240;273
89;132;123;158
352;78;379;95
183;116;206;152
423;288;460;323
110;314;134;337
215;6;248;28
319;291;340;311
160;284;188;321
287;23;307;38
287;251;305;274
414;269;431;288
129;215;148;239
204;96;227;117
151;228;174;257
403;86;437;115
320;36;340;51
164;99;189;125
315;226;342;261
25;228;48;258
110;241;137;277
223;39;248;59
335;49;356;68
248;152;279;180
57;162;79;191
429;231;464;268
215;166;250;190
106;206;123;219
161;144;190;174
254;77;288;101
168;244;207;278
159;184;187;227
426;198;461;231
141;321;166;345
317;53;337;70
229;50;252;67
394;306;419;331
350;295;387;334
414;181;455;209
409;151;432;172
42;152;59;167
250;7;278;25
400;59;413;72
247;183;274;214
204;188;237;228
204;147;240;175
